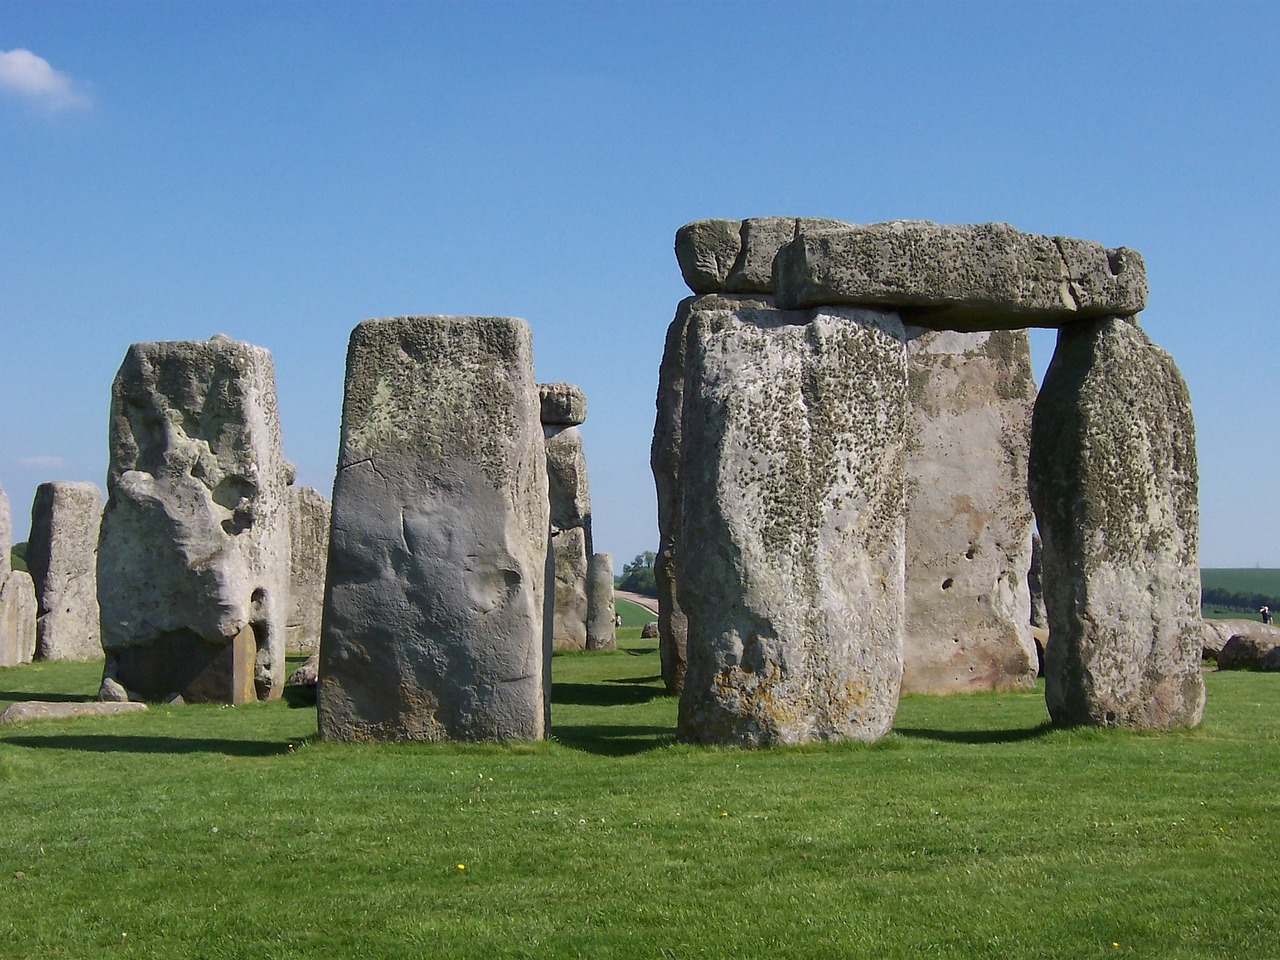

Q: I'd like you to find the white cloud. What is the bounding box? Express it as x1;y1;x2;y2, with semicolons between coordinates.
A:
0;48;92;111
17;456;69;469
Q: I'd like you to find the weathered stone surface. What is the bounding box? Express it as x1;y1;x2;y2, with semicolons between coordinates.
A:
97;677;130;701
288;651;319;687
1198;618;1280;660
675;218;854;296
0;484;37;667
1262;646;1280;672
544;421;592;651
902;329;1038;694
651;300;699;693
1217;633;1280;671
641;621;659;639
27;481;102;661
0;700;148;724
677;296;907;746
1029;318;1203;728
585;552;615;651
319;316;549;742
773;221;1147;330
286;486;330;653
1028;531;1047;629
538;382;588;427
97;335;292;704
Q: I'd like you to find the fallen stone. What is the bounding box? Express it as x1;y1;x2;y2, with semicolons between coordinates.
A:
677;296;907;745
1197;619;1280;660
538;382;588;427
288;651;319;687
1029;318;1203;728
319;315;549;742
902;329;1038;694
1217;634;1280;671
97;335;293;704
641;621;659;639
585;552;615;651
286;486;330;653
27;481;103;661
773;220;1147;330
1262;647;1280;672
97;677;130;702
0;700;148;724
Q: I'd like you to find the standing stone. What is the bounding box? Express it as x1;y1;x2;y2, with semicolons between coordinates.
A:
1028;531;1047;629
286;486;330;653
902;329;1038;693
540;383;592;652
0;484;37;667
1029;317;1204;728
585;552;615;650
677;296;907;746
319;316;549;743
97;335;292;703
651;302;694;693
26;481;103;661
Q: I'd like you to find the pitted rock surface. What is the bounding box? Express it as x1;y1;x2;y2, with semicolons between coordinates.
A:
1030;318;1203;728
902;329;1037;693
675;217;854;295
97;336;292;703
538;382;587;427
319;316;548;742
286;486;330;653
585;552;615;651
773;221;1147;329
27;481;103;661
543;422;592;651
676;296;907;746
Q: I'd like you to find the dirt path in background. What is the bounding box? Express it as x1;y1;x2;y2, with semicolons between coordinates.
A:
614;590;659;616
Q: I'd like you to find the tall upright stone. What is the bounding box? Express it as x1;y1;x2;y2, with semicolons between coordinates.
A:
540;382;592;652
286;485;330;653
0;484;37;667
585;552;615;651
651;304;692;693
27;481;103;661
1029;317;1203;728
677;296;907;746
97;335;292;703
902;329;1038;693
319;316;549;743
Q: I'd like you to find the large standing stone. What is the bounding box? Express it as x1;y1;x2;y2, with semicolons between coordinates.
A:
286;486;330;653
1029;317;1204;728
27;481;102;661
677;296;907;746
319;315;549;743
541;386;592;652
585;552;615;651
97;335;292;703
0;484;38;667
902;329;1038;693
773;221;1147;329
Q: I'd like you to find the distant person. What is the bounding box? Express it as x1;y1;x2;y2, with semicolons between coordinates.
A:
614;613;622;628
1261;605;1272;625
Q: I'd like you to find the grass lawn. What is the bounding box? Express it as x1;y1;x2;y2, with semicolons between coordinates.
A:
1;633;1277;959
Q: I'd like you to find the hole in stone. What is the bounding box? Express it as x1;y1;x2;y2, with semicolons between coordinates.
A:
941;578;954;590
965;545;976;560
1106;249;1126;275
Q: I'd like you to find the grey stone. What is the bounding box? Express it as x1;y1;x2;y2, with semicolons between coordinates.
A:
773;221;1147;330
676;296;907;746
318;315;549;742
0;700;148;724
27;481;102;661
675;217;854;296
97;677;130;702
1198;618;1280;660
97;335;292;704
0;484;37;667
674;219;742;294
1262;646;1280;672
1029;318;1203;728
1217;633;1280;671
286;486;330;653
641;621;659;639
902;329;1038;694
585;552;615;651
287;651;319;687
1028;531;1047;629
544;421;592;651
538;382;587;427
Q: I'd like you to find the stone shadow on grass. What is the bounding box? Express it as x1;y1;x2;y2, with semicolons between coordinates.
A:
2;734;297;757
552;723;674;756
0;691;93;704
552;680;665;707
893;721;1055;745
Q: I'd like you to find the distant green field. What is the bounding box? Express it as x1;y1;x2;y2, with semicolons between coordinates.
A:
614;597;655;628
1200;568;1280;620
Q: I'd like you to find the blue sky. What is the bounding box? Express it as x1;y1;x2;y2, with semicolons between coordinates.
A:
1;1;1277;568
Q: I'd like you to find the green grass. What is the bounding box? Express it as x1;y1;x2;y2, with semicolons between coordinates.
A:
2;636;1277;958
614;596;655;628
1200;568;1280;596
